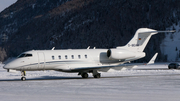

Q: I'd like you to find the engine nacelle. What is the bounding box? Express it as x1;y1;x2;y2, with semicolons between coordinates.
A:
107;49;145;60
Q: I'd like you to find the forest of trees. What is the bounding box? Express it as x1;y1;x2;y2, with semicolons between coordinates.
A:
0;0;180;62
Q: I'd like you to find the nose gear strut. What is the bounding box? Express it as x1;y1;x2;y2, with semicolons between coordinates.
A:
21;71;26;81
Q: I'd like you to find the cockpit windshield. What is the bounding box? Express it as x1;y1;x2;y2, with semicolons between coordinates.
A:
17;53;32;58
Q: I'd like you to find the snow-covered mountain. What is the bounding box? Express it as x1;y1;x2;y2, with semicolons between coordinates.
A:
160;23;180;61
0;0;180;62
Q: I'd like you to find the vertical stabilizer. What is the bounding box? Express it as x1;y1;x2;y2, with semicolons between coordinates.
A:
123;28;157;52
117;28;175;52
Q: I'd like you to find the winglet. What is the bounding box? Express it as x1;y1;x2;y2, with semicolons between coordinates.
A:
52;47;55;50
87;46;90;49
147;53;158;65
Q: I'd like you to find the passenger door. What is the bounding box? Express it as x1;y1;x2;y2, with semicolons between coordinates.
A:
38;52;45;70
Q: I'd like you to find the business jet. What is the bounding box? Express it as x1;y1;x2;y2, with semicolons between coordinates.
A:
3;28;174;81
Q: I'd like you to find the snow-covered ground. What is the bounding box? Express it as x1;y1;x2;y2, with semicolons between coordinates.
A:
0;64;180;101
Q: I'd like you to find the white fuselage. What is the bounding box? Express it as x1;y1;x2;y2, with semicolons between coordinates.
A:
3;49;145;72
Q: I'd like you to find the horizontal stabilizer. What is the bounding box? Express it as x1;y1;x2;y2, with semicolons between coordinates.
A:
139;30;176;34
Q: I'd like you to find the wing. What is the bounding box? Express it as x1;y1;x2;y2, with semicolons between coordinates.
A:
68;63;142;72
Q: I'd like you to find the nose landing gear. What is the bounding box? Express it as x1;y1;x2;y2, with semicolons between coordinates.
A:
21;71;26;81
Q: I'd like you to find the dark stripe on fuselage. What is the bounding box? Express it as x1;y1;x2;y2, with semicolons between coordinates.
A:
21;63;38;67
19;60;85;68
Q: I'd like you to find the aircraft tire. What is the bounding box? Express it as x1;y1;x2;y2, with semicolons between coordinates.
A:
94;73;101;78
82;73;88;78
21;77;26;81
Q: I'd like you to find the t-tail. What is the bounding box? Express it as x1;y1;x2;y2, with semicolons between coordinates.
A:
117;28;175;52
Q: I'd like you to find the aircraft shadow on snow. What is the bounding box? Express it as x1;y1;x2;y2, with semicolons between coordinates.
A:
1;74;180;81
0;75;132;81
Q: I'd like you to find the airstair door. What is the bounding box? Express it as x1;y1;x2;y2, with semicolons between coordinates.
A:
38;52;45;70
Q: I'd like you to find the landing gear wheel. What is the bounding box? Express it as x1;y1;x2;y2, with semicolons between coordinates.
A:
21;71;26;81
94;73;101;78
81;73;88;78
21;77;26;81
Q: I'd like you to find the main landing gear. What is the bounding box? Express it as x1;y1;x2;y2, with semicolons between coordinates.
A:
81;72;89;78
21;71;26;81
92;70;101;78
79;70;101;79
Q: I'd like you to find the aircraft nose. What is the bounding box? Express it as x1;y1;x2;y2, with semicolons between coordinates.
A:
3;64;12;69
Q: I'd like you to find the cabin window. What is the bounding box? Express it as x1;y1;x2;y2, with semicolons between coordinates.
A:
18;54;26;58
65;55;68;59
71;55;74;59
85;55;87;59
17;54;32;58
52;56;55;60
58;55;61;59
78;55;81;59
26;54;33;57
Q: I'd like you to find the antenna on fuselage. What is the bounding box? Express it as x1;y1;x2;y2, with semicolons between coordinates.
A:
93;47;96;49
52;47;55;50
87;46;90;49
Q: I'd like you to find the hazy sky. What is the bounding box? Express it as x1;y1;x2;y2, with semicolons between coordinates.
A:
0;0;17;12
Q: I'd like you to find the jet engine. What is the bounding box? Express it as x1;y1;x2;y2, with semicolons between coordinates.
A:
107;49;136;60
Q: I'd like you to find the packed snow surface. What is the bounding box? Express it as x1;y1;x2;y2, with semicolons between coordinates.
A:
0;64;180;101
